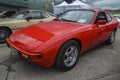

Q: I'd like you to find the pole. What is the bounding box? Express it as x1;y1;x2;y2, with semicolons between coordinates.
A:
51;0;55;7
51;0;55;13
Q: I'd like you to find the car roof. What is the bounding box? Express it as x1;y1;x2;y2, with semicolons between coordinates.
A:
19;10;46;13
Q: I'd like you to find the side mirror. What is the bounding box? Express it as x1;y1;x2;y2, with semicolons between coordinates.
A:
25;17;32;21
97;20;107;25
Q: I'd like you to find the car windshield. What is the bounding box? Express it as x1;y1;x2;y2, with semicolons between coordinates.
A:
0;11;6;16
10;11;28;19
56;10;95;24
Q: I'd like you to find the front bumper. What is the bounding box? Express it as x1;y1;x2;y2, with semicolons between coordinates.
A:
7;38;52;67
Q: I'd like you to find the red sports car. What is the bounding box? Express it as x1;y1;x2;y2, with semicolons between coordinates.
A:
7;9;119;71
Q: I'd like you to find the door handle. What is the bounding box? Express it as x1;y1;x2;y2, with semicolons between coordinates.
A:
39;21;43;23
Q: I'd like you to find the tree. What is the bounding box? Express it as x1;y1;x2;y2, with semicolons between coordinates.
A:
64;0;74;3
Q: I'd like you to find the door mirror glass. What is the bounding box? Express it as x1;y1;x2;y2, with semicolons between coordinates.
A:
25;16;32;21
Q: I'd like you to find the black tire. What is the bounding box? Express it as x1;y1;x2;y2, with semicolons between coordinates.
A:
0;27;12;43
106;30;116;45
55;40;80;71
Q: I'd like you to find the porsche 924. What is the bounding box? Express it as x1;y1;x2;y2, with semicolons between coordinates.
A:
7;9;119;71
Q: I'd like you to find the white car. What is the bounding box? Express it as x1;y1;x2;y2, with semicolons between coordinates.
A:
113;14;120;27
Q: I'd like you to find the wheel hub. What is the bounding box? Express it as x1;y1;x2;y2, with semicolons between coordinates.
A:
64;46;78;67
0;30;8;40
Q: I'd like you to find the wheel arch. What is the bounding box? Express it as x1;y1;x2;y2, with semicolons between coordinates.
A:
114;28;117;32
0;26;12;43
0;26;12;34
54;38;82;70
56;38;82;56
67;38;82;51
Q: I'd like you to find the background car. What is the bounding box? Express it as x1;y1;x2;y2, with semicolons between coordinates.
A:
0;10;16;19
7;9;119;71
0;10;56;43
113;14;120;27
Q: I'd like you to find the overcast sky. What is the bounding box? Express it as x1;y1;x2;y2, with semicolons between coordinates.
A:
89;0;120;10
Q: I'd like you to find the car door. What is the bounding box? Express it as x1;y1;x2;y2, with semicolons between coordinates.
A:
25;11;44;25
96;12;109;42
98;12;113;42
91;12;108;47
11;11;52;31
23;11;53;27
17;11;46;28
105;12;114;39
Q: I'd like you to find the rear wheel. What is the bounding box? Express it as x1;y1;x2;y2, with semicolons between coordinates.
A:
106;30;116;45
55;40;80;71
0;27;12;43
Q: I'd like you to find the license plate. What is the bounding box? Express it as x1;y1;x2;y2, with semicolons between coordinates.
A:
10;46;18;54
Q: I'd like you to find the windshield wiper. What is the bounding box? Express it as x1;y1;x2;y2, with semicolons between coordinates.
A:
55;18;78;23
62;19;77;22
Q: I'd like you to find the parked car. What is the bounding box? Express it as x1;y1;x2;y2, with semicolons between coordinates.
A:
113;14;120;27
7;9;119;71
0;10;56;43
0;10;16;19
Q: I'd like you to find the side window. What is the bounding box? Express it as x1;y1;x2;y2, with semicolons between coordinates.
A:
41;12;48;18
98;12;106;20
29;11;42;19
6;11;16;17
106;13;112;22
95;12;107;24
3;11;9;17
3;11;13;17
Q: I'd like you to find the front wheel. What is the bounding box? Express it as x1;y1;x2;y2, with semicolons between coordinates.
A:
55;40;80;71
0;28;12;43
106;30;116;45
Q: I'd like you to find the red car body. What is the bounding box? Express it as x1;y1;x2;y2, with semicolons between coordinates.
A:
7;9;119;69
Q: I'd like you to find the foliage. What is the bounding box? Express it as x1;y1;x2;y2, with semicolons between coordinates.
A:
64;0;74;3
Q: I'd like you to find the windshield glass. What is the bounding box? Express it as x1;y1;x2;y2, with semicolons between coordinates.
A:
0;11;6;16
10;11;28;19
57;10;95;24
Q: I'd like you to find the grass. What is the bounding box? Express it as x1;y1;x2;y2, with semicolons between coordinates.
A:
110;10;120;15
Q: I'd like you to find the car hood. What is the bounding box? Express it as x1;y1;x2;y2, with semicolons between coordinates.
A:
10;21;86;52
10;33;44;52
35;20;86;35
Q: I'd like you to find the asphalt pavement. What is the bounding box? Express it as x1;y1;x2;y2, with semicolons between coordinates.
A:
0;28;120;80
